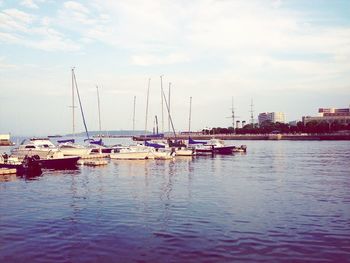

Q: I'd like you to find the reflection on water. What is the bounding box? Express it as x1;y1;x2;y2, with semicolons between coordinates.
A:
0;173;17;182
1;140;350;262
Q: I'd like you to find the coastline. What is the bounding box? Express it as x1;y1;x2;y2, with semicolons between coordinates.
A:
127;134;350;141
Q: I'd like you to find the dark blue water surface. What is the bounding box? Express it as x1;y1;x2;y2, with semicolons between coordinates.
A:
1;140;350;262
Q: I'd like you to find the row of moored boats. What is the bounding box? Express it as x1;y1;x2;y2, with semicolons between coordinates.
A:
0;137;247;175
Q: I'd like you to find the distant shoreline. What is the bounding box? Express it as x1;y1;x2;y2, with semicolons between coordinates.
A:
97;133;350;141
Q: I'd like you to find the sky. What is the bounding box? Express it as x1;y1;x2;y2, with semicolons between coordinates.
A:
0;0;350;136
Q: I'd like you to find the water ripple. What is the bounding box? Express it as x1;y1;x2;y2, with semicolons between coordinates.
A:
1;140;350;262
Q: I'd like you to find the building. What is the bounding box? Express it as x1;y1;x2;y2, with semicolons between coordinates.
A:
0;133;14;146
258;112;286;125
303;107;350;125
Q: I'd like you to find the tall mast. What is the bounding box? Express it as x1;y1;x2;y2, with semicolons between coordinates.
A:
250;98;254;125
161;86;176;138
168;82;171;133
71;68;75;136
73;68;90;140
96;85;101;139
145;78;150;134
231;97;235;129
132;95;136;133
155;115;159;134
188;96;192;133
160;75;164;133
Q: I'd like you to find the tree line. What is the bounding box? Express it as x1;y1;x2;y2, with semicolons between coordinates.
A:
202;120;350;135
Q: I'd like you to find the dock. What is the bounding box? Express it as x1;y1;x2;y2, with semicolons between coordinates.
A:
80;153;110;159
0;168;17;175
77;160;108;166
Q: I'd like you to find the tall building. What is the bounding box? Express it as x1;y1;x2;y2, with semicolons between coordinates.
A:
258;112;285;125
303;107;350;125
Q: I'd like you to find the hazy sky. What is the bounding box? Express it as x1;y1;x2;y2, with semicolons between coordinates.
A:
1;0;350;135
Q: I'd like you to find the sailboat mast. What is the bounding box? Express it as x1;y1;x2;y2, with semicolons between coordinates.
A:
132;96;136;133
161;87;176;138
145;78;150;134
71;68;75;136
231;97;235;129
168;82;171;133
73;69;90;140
155;115;159;134
160;75;164;133
96;85;102;139
188;96;192;133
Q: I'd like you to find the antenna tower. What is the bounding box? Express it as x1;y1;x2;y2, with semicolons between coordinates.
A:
250;98;254;125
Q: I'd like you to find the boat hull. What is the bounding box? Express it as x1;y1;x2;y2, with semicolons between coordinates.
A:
36;156;80;169
213;146;235;154
0;160;42;175
175;149;195;156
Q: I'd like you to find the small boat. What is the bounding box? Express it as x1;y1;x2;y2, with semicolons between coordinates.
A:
206;139;246;154
11;138;61;159
174;148;195;156
11;138;80;169
110;145;154;160
0;154;42;175
145;140;194;156
58;139;93;157
188;137;247;155
34;154;80;169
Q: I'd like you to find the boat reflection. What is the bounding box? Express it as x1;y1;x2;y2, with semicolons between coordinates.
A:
0;173;17;182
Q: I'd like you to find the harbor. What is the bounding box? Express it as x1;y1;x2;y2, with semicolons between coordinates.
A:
1;0;350;262
1;139;349;262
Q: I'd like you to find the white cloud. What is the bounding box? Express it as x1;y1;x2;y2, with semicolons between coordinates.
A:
64;1;90;14
131;53;190;66
20;0;39;9
0;8;80;51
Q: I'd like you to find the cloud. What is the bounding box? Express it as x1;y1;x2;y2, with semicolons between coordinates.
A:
0;8;34;32
20;0;39;9
0;8;80;51
131;53;190;66
64;1;90;14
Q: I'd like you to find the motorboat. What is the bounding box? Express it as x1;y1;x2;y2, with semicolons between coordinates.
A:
34;154;80;169
145;140;195;157
0;154;42;175
206;139;247;154
11;138;60;159
188;137;247;155
110;145;154;160
11;138;80;169
58;139;93;157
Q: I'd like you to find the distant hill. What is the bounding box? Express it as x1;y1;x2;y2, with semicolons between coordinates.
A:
65;130;151;137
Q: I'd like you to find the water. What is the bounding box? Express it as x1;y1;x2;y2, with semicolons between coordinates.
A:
1;140;350;262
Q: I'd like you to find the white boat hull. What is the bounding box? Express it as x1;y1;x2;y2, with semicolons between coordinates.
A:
175;149;195;156
59;148;92;157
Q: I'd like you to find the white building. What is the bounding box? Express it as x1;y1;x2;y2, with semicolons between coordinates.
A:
258;112;286;125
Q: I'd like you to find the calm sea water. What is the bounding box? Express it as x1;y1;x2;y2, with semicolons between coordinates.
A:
1;140;350;262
